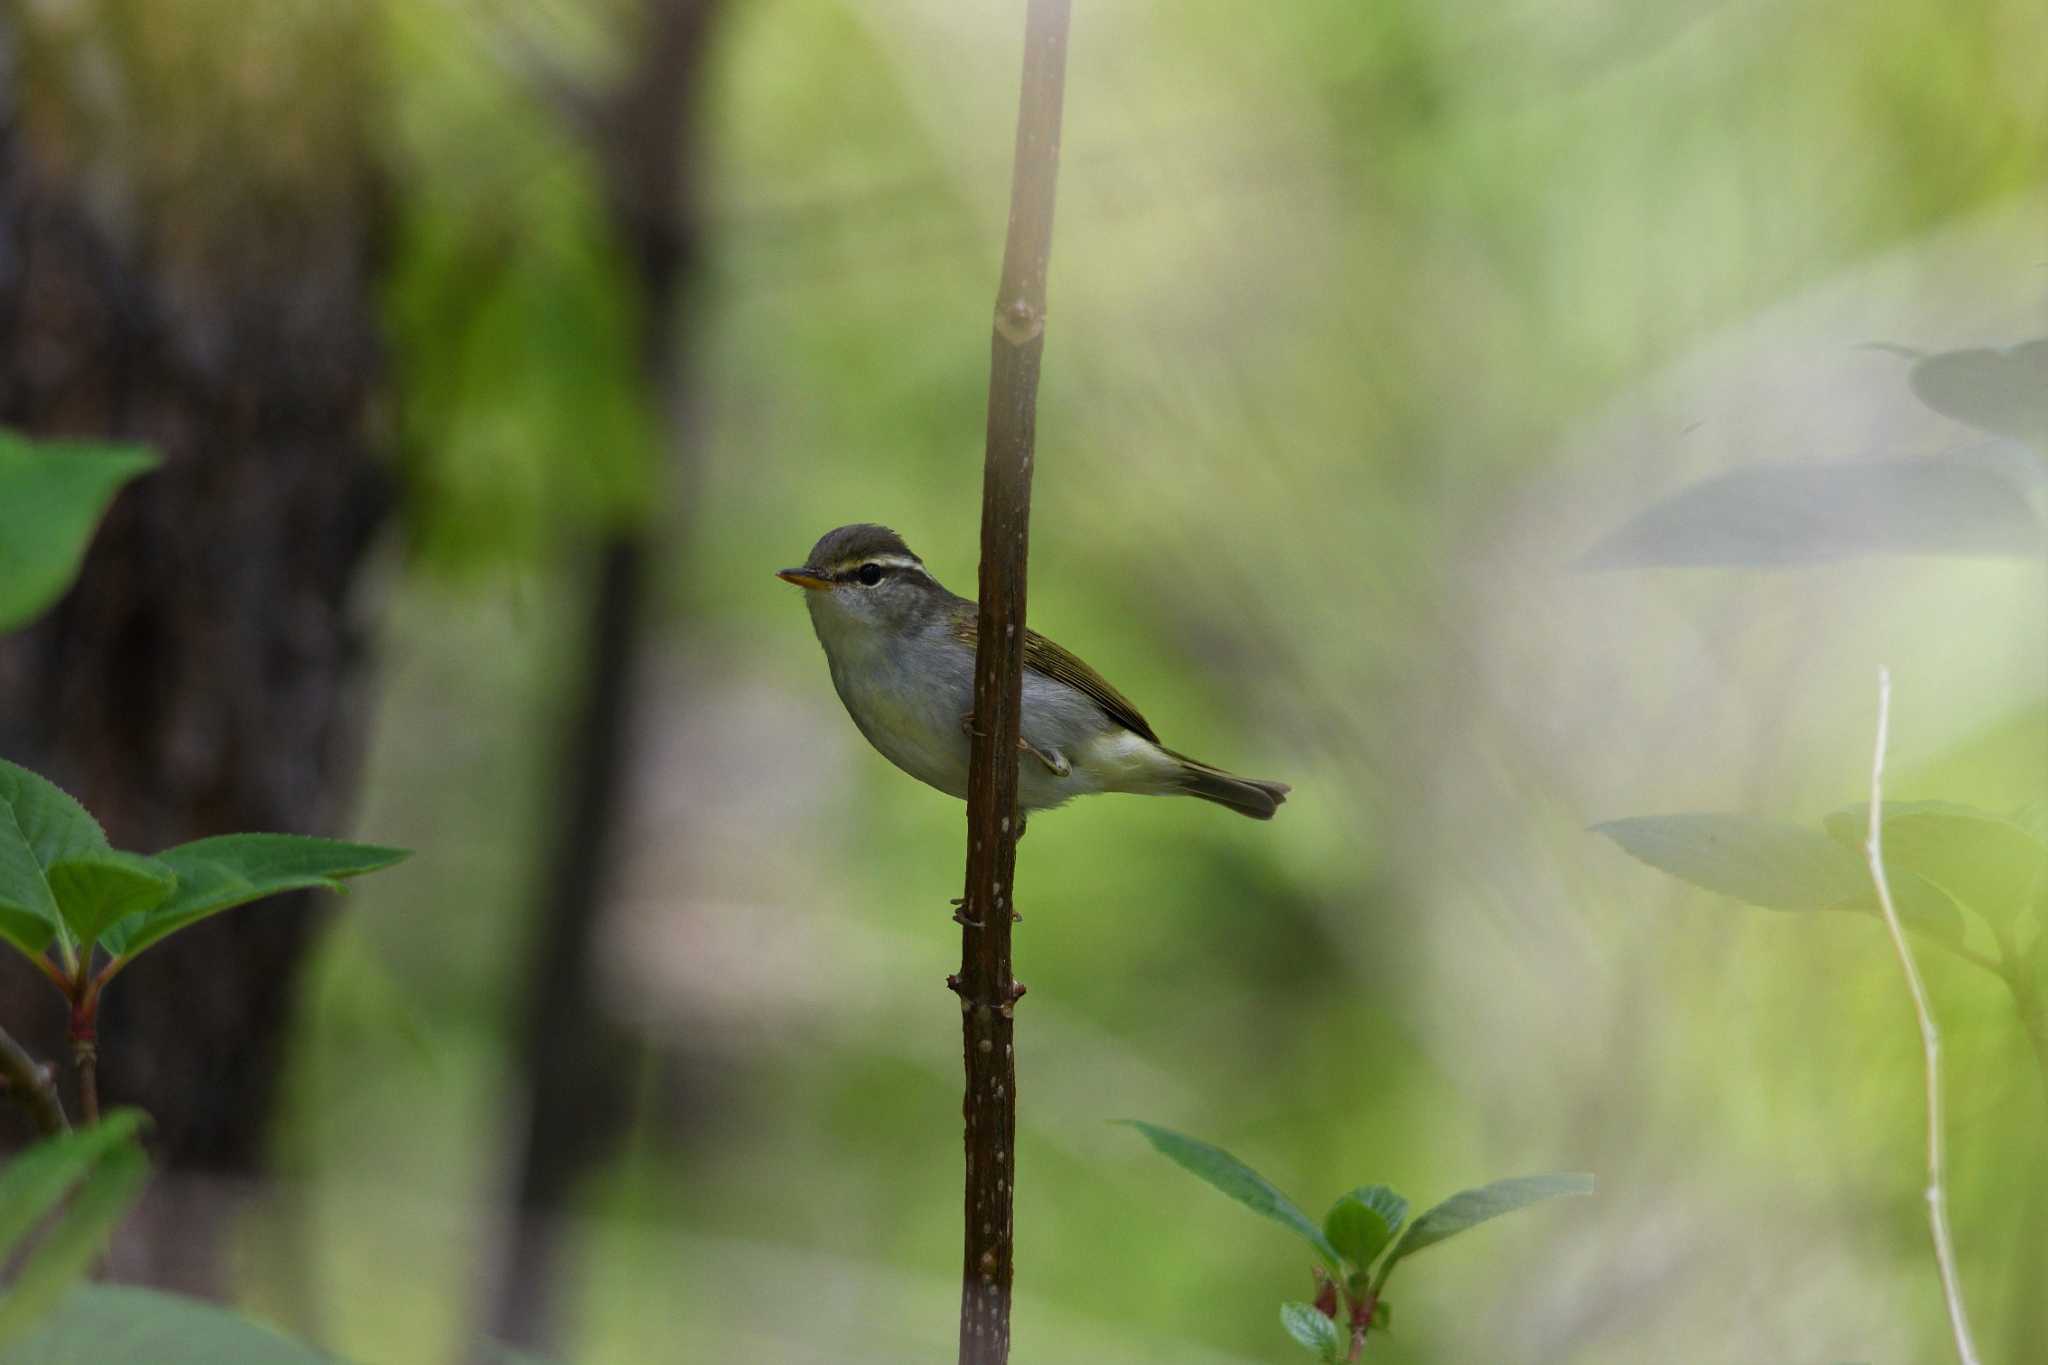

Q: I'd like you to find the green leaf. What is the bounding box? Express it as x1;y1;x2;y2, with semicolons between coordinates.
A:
1279;1302;1344;1361
0;1285;333;1364
101;835;410;961
1596;812;1966;943
0;1111;150;1350
0;435;156;633
0;1111;147;1260
1119;1121;1344;1271
0;762;112;871
0;1145;149;1348
1825;801;2048;927
1382;1173;1594;1273
1323;1185;1407;1276
0;803;61;959
45;852;176;950
0;761;178;957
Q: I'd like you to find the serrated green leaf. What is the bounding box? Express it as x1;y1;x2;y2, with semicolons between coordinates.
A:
1825;801;2048;927
0;801;60;960
0;1112;147;1261
101;835;409;961
45;852;175;951
0;1285;333;1364
1279;1302;1343;1360
0;1144;149;1348
0;435;156;633
1323;1185;1407;1275
1382;1173;1594;1274
1595;814;1867;911
0;762;111;869
1120;1121;1343;1271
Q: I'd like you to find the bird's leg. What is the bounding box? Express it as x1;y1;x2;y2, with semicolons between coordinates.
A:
1020;735;1070;777
959;711;1069;778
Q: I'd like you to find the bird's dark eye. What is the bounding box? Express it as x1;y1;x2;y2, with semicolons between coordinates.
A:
856;563;884;586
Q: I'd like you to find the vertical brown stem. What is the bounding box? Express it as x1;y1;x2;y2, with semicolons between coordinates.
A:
954;3;1071;1363
74;1040;98;1127
71;978;99;1126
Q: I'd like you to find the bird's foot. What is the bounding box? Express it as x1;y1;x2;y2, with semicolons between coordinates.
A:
1019;736;1069;777
958;713;1069;779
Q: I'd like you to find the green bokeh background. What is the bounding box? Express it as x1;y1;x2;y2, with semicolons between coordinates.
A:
187;0;2048;1359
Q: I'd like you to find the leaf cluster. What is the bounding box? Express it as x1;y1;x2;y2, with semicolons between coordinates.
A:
1121;1121;1591;1360
0;759;407;983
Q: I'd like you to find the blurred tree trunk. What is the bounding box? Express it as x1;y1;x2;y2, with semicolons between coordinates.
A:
0;4;389;1295
484;0;720;1352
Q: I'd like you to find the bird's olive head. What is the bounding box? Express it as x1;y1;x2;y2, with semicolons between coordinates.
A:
777;523;949;634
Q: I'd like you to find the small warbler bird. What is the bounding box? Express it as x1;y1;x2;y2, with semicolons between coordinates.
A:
778;524;1289;819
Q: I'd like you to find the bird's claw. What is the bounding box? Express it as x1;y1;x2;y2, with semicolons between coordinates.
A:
1020;736;1069;777
959;714;1069;778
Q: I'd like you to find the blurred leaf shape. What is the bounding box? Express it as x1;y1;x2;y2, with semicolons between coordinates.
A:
1323;1185;1408;1279
1580;444;2045;568
99;835;411;963
0;435;156;632
0;1285;332;1364
1279;1301;1344;1361
1381;1173;1595;1269
1117;1120;1344;1272
1904;338;2048;450
1823;801;2048;928
0;1111;151;1350
1594;813;1966;943
1594;814;1868;910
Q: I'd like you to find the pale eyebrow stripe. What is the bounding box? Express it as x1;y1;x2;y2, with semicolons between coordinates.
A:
832;553;928;577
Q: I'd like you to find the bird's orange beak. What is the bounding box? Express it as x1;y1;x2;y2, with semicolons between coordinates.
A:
776;567;834;591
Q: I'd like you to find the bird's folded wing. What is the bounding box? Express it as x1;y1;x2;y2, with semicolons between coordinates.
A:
948;613;1160;743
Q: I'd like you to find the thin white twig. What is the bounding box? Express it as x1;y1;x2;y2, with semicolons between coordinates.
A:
1865;666;1980;1365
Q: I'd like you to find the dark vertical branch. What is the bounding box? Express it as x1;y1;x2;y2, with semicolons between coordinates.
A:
484;0;719;1353
953;4;1071;1363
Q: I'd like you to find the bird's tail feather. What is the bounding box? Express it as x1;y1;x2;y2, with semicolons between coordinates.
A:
1164;749;1290;820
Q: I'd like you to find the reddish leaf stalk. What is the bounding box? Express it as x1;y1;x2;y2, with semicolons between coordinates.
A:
953;2;1072;1363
